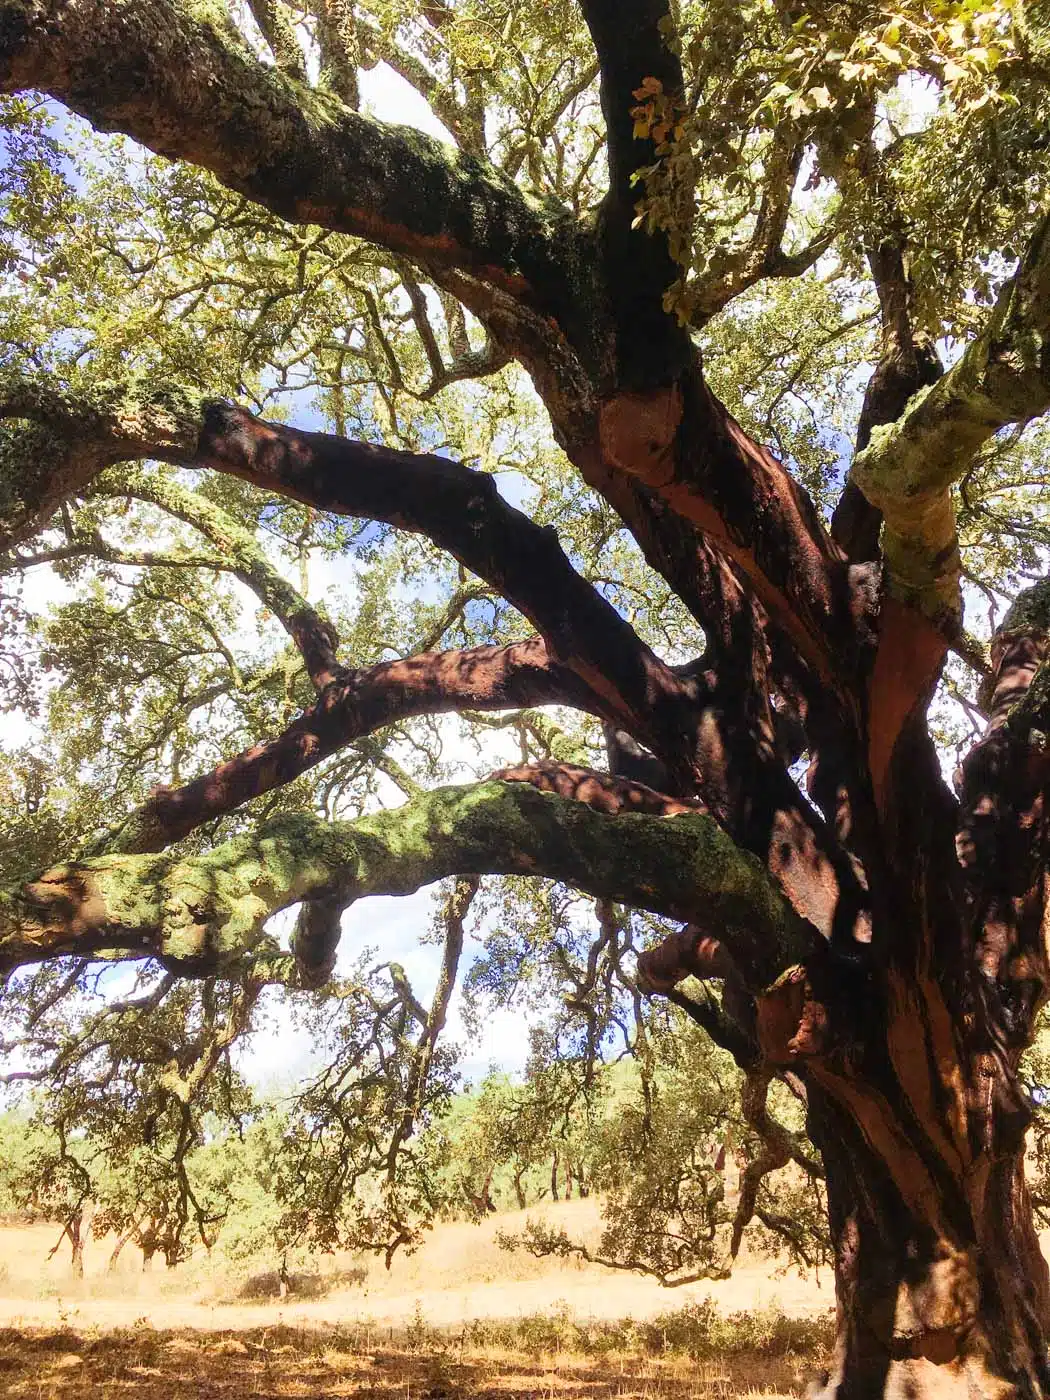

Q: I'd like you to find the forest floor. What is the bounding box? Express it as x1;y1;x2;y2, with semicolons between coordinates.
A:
0;1199;840;1398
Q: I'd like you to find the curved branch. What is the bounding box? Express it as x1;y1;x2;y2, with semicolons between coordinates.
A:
2;374;698;768
688;136;836;325
192;402;701;763
0;372;200;552
2;779;819;991
358;20;485;154
850;208;1050;626
92;637;604;856
0;0;579;312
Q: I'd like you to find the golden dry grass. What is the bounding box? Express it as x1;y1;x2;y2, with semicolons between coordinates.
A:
0;1323;825;1400
0;1200;835;1330
0;1201;842;1397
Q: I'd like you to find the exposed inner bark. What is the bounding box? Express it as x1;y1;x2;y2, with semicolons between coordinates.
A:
3;3;1050;1396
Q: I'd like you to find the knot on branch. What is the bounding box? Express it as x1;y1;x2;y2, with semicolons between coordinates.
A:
291;894;346;988
636;924;732;994
755;965;829;1065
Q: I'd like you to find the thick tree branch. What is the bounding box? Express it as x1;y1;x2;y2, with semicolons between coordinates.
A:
92;637;604;856
2;780;819;991
2;375;698;768
850;208;1050;626
579;0;691;392
192;402;702;765
0;0;580;313
0;373;200;552
596;373;857;694
832;242;942;564
579;0;682;213
496;756;867;946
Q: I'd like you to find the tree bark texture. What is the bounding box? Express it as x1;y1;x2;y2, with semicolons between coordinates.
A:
4;3;1050;1395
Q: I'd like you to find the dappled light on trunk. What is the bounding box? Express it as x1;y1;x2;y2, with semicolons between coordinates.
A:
4;1;1050;1395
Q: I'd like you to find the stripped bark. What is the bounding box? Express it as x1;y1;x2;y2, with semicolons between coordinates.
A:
4;2;1050;1394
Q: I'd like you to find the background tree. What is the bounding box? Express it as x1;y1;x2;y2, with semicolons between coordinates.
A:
4;0;1050;1393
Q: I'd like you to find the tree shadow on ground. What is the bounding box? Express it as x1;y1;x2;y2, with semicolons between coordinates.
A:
0;1322;825;1398
232;1265;369;1301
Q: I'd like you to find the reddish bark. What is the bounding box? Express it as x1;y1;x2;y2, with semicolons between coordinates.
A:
108;639;604;853
6;4;1050;1394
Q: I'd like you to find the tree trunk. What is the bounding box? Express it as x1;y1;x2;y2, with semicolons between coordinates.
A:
108;1218;141;1272
68;1218;84;1280
513;1168;527;1210
550;1151;560;1203
807;1069;1050;1398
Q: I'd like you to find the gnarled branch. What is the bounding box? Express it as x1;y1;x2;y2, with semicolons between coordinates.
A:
0;0;579;313
3;780;820;991
93;637;604;856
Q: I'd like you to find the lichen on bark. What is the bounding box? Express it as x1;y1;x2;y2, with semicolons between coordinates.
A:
0;781;817;988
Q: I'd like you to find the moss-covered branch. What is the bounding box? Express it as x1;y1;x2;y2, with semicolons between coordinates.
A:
0;370;200;552
1;781;818;991
850;209;1050;624
0;0;580;313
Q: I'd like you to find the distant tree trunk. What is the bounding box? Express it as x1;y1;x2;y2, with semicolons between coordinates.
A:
464;1168;496;1216
513;1167;527;1210
550;1152;559;1203
139;1220;158;1272
67;1215;84;1279
480;1167;496;1214
108;1216;143;1272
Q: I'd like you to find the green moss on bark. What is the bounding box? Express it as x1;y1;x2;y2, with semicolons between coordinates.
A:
0;783;817;989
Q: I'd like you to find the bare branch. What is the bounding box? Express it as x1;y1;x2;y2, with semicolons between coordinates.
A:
92;637;605;855
2;374;698;767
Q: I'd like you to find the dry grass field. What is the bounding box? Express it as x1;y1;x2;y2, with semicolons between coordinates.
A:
0;1199;841;1398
